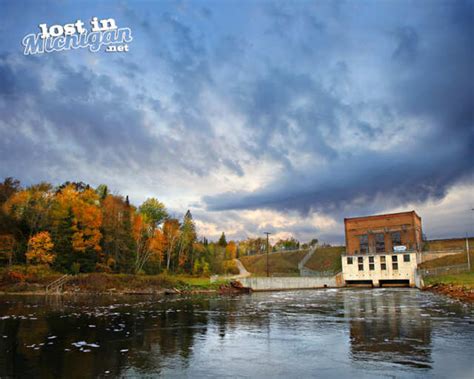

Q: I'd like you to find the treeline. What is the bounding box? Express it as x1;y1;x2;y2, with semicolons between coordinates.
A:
0;178;238;275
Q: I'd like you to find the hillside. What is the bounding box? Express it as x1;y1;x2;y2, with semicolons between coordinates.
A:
240;246;345;276
239;250;307;276
419;251;473;269
304;246;345;273
424;238;473;251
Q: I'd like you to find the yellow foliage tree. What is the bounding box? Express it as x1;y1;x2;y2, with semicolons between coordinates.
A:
26;231;55;265
225;241;237;260
54;185;102;253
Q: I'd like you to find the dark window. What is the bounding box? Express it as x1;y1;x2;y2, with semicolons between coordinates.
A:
381;263;387;270
392;262;398;270
380;256;386;263
369;263;375;270
392;255;398;262
369;256;374;263
359;235;368;254
375;233;385;253
347;257;353;265
403;254;410;262
358;256;363;263
391;231;402;247
358;264;364;271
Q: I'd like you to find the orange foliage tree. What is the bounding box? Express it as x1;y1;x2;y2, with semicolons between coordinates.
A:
26;231;55;265
54;185;102;254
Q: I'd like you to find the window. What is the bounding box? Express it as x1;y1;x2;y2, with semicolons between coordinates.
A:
358;257;363;263
381;263;387;270
392;255;398;262
369;256;374;263
358;264;364;271
369;263;375;270
375;233;385;253
359;235;368;254
403;254;410;262
391;231;402;247
392;262;398;270
347;257;353;265
380;256;386;263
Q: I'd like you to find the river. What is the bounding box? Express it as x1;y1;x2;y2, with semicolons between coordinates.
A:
0;288;473;378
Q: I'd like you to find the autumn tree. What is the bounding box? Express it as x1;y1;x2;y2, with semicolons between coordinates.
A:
163;218;180;271
101;194;135;272
138;198;168;230
51;184;102;272
26;231;55;265
225;241;237;260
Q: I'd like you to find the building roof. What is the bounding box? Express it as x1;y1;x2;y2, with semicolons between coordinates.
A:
344;210;421;223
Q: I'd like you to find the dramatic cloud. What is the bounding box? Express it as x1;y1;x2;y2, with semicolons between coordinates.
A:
0;0;472;243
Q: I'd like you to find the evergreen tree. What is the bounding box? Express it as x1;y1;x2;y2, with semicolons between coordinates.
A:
218;232;227;247
52;207;75;273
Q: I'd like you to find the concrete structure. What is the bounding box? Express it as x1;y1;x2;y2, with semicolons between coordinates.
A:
342;251;419;287
240;274;343;291
342;211;423;287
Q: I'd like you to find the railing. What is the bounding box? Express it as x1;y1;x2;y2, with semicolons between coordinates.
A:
246;248;310;257
300;268;340;277
417;264;470;278
45;274;70;293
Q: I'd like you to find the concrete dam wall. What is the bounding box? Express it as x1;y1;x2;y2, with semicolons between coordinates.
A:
240;275;340;291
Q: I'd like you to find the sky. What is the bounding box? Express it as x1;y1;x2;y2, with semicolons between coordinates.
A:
0;0;473;244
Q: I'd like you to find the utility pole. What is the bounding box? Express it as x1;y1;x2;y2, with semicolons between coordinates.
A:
264;232;271;277
468;208;474;271
466;234;471;270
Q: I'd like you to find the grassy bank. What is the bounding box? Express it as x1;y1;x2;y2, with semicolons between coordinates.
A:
421;252;474;301
419;251;473;269
304;246;345;272
0;267;227;294
239;246;345;276
424;271;474;288
239;250;307;276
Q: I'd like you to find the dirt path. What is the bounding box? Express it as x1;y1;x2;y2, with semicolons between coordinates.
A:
234;259;251;278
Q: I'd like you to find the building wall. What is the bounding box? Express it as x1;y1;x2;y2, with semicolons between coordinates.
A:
341;252;418;287
344;211;422;255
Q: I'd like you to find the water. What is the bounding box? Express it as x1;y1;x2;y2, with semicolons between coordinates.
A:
0;289;473;378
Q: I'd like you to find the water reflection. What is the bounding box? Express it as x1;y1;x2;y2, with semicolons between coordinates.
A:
0;289;473;378
344;290;432;368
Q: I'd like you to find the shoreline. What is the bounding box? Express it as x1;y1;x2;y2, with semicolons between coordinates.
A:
423;283;474;302
1;286;473;303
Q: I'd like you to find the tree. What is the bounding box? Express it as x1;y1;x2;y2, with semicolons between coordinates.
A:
163;219;180;271
52;185;102;272
309;238;319;247
218;232;227;247
177;210;197;269
101;195;135;272
96;184;109;200
225;241;237;260
0;177;20;205
0;234;15;266
138;198;168;229
26;231;55;265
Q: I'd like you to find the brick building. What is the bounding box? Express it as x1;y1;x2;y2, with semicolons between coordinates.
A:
344;211;423;255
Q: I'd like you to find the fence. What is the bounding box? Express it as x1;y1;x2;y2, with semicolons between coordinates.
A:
417;263;470;278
